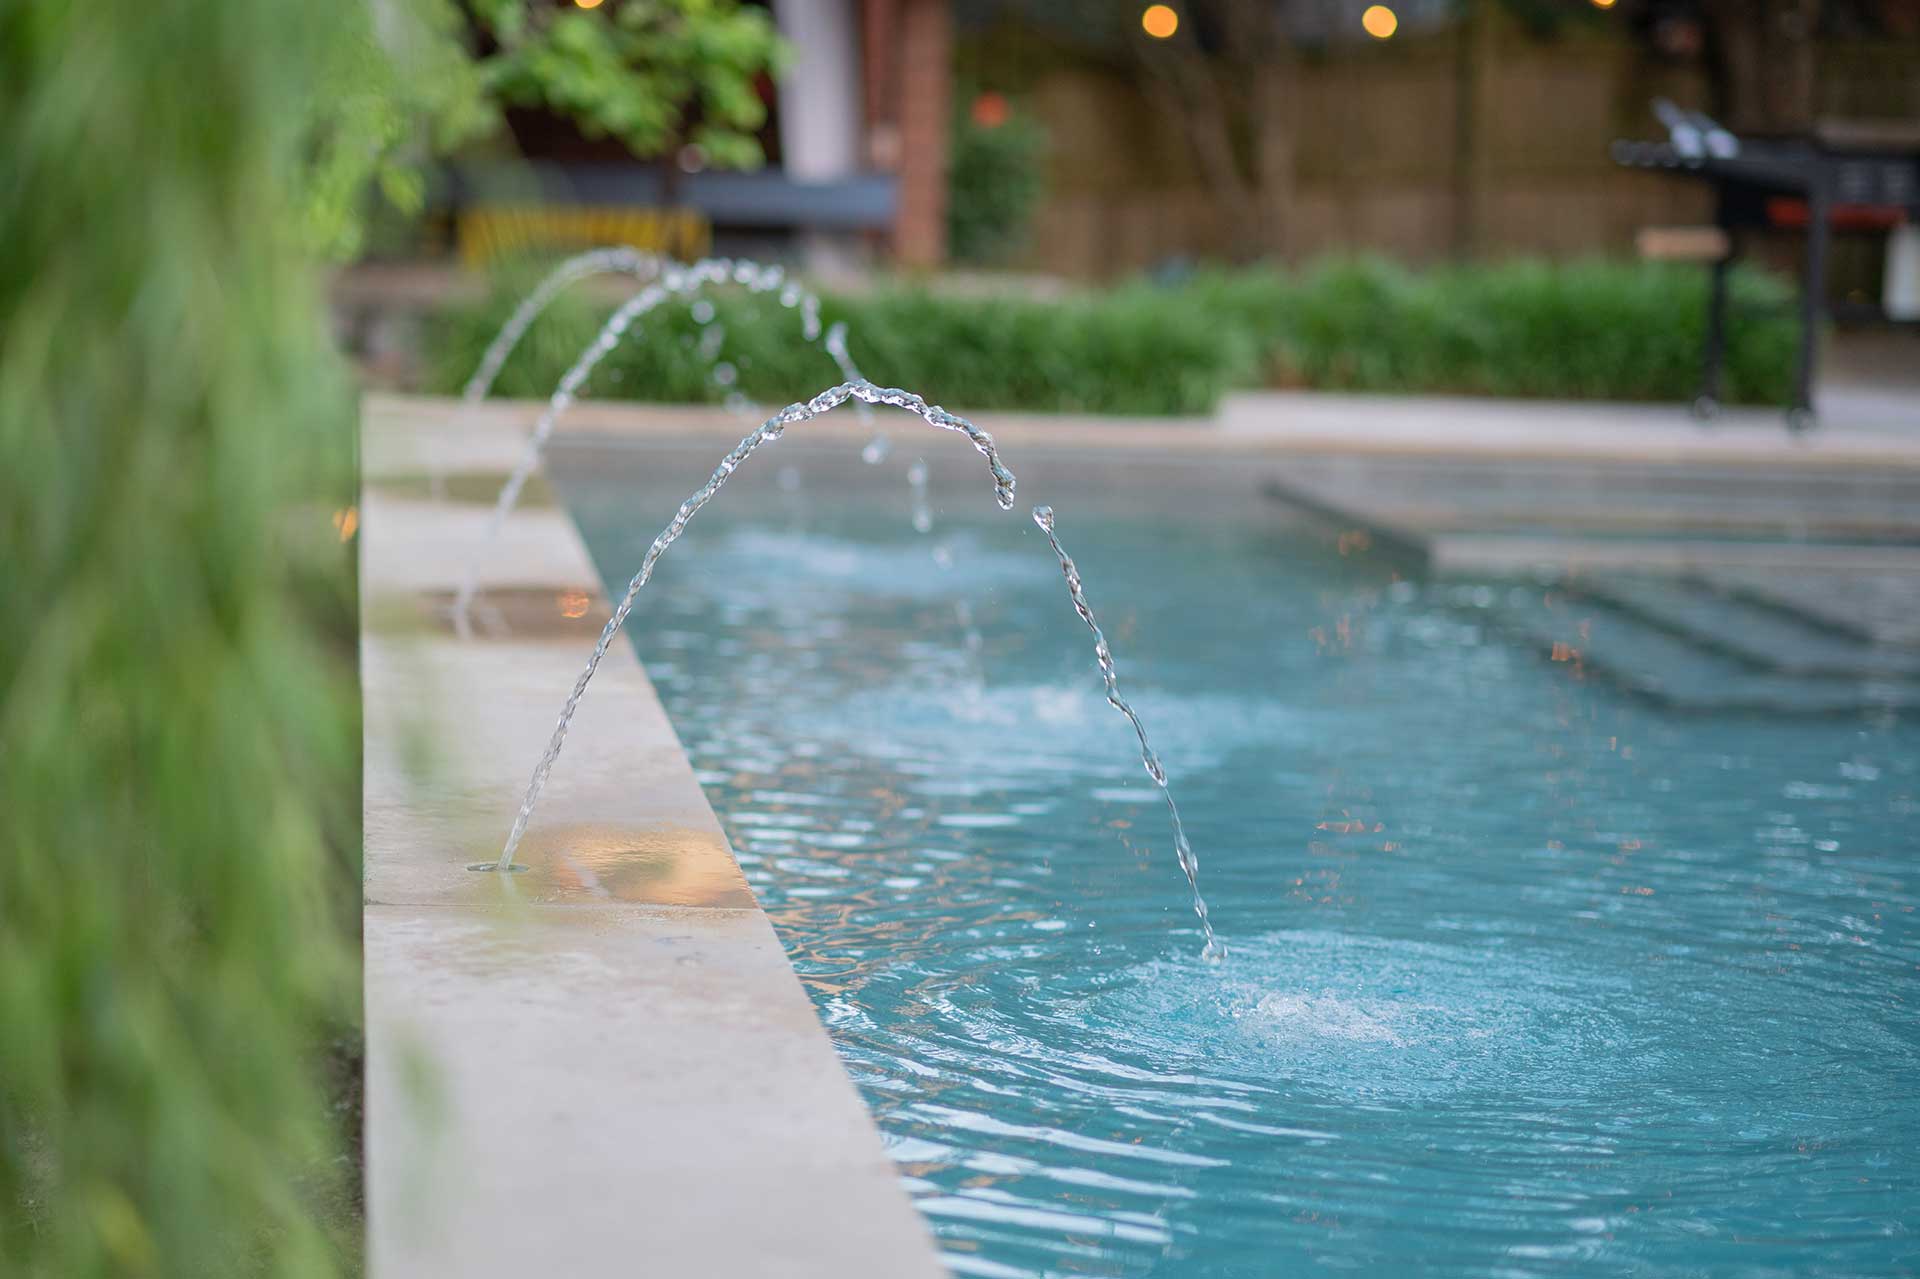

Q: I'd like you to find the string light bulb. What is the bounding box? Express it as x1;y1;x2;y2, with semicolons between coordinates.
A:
1361;4;1397;38
1141;4;1179;38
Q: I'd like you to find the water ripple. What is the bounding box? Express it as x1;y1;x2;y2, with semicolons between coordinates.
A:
557;468;1920;1277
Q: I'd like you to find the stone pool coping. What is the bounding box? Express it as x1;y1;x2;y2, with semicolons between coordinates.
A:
365;388;1920;472
359;396;945;1277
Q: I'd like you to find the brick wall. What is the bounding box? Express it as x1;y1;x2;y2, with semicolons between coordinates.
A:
893;0;952;267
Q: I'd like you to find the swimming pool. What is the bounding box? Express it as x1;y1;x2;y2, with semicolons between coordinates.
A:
554;434;1918;1277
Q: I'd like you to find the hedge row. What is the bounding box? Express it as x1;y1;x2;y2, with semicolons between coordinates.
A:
427;255;1799;416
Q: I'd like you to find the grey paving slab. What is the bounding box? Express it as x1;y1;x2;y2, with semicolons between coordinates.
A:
1219;391;1920;469
1265;455;1920;540
1429;535;1920;577
366;902;940;1279
361;632;755;910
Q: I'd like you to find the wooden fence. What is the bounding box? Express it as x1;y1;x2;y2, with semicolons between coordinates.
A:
982;22;1916;277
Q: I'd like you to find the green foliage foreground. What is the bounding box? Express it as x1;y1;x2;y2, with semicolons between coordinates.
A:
429;256;1799;416
2;2;363;1275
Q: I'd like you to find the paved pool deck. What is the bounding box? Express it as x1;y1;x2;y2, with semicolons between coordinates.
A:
1217;388;1920;460
359;397;945;1278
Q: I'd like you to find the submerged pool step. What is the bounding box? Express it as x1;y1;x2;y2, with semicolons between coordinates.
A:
1485;594;1918;716
1571;574;1920;682
1711;568;1920;651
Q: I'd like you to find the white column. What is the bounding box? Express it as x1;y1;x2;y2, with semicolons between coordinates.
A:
773;0;863;182
773;0;868;276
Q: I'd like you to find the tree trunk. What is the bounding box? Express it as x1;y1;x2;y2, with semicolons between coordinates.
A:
1255;38;1297;260
1134;0;1296;263
1137;43;1267;259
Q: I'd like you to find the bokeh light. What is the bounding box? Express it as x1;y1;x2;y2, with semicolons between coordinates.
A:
1141;4;1179;39
1361;4;1398;38
971;92;1010;129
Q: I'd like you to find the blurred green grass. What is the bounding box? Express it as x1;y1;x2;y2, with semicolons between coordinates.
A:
427;256;1798;416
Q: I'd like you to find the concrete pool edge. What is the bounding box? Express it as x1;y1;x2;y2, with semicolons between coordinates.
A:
363;388;1920;471
358;396;945;1277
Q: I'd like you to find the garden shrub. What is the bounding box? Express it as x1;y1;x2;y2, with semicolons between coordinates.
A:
946;96;1048;266
428;270;1254;416
429;255;1799;416
1181;255;1797;405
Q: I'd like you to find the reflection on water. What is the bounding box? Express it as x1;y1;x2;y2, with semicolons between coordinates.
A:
558;451;1919;1278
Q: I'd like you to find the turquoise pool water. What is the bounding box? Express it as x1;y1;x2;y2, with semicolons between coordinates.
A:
556;441;1918;1277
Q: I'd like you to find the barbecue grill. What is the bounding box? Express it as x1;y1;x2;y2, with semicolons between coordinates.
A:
1614;101;1920;430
